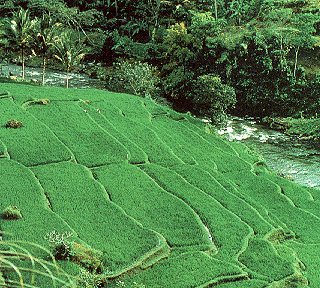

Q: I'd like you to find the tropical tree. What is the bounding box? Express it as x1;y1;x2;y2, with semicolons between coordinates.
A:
4;8;37;79
53;30;86;88
106;60;159;98
189;74;236;123
35;13;60;85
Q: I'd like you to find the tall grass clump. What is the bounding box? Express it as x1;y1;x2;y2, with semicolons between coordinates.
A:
0;238;77;287
45;231;103;273
5;120;23;129
2;206;22;220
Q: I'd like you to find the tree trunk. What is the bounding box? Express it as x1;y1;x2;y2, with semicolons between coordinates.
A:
42;55;46;86
115;0;118;16
293;46;299;78
214;0;218;20
65;68;69;88
21;47;25;80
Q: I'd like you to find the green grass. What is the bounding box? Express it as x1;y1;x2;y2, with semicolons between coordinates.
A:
216;280;268;287
0;159;75;255
94;163;214;250
0;83;319;287
238;239;295;281
141;164;252;263
149;116;253;172
0;139;7;157
31;162;165;274
286;242;320;288
27;101;129;167
78;101;148;164
226;170;320;244
170;164;275;236
87;100;183;166
0;98;72;166
111;251;247;288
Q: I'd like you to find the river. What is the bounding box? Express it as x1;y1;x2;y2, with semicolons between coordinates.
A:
1;64;319;190
0;63;105;89
218;117;320;190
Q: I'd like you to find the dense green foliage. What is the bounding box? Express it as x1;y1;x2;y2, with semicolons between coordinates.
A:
0;83;320;287
1;0;318;120
106;60;159;98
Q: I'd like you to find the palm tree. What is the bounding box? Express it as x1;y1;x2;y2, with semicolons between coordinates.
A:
53;30;86;88
4;8;37;79
35;14;60;85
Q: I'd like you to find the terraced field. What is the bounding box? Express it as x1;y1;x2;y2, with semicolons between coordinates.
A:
0;83;319;287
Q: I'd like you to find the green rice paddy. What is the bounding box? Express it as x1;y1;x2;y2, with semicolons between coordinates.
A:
0;83;319;287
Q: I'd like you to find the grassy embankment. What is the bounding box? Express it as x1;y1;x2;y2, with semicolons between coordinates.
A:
0;83;320;287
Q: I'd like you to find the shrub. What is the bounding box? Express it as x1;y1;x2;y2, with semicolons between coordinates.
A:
76;268;107;288
70;242;103;272
30;98;50;105
267;229;295;244
2;205;22;220
5;119;23;129
189;74;236;124
106;60;159;98
45;230;73;260
45;231;103;272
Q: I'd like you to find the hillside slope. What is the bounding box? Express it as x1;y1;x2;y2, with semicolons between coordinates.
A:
0;83;319;287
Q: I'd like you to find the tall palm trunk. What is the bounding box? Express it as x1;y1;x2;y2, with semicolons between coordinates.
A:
21;46;25;79
65;68;70;88
42;54;46;86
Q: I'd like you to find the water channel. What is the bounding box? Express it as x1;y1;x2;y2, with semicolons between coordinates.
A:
2;63;319;190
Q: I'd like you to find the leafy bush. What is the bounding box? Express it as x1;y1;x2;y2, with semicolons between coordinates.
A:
189;75;236;124
5;119;23;129
162;67;194;102
2;205;22;220
106;60;159;98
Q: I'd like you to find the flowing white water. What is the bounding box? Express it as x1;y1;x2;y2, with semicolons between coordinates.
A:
218;117;320;190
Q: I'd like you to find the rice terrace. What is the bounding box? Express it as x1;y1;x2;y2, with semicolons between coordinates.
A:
0;82;318;287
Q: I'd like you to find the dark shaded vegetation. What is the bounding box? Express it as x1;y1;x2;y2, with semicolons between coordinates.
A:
0;0;319;123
